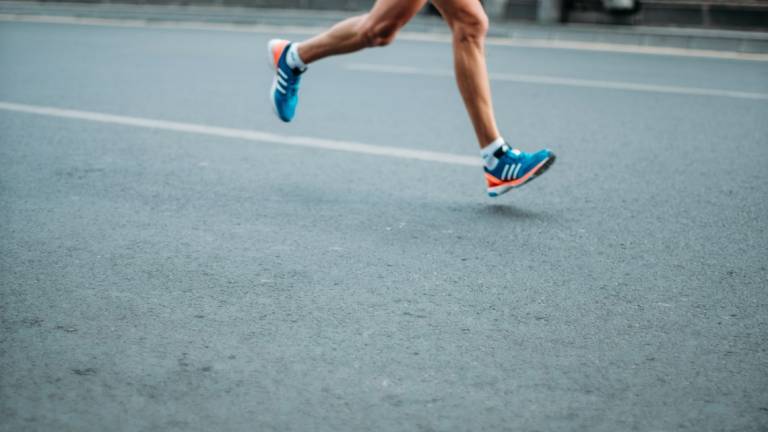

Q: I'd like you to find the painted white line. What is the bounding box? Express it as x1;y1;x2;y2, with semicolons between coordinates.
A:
346;63;768;101
481;36;768;62
0;101;478;166
0;13;325;35
1;13;767;62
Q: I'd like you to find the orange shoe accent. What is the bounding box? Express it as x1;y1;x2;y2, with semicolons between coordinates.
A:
271;40;289;68
485;172;504;187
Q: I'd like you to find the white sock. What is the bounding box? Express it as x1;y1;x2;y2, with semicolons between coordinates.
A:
480;137;506;170
286;43;307;71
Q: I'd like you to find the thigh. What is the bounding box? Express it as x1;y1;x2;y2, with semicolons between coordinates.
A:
368;0;428;27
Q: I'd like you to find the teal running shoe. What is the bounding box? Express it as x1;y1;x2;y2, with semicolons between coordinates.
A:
268;39;303;122
485;145;556;197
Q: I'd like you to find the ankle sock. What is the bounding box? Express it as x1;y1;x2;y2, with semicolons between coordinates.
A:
286;43;307;71
481;137;507;170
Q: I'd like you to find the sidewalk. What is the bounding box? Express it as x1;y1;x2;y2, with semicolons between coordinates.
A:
1;1;767;53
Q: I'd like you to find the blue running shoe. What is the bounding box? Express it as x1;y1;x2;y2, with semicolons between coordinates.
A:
484;145;556;197
268;39;303;122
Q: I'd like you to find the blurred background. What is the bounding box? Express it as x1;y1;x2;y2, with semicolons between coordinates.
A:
10;0;767;30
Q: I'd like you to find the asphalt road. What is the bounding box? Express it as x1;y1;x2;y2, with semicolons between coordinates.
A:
1;17;767;432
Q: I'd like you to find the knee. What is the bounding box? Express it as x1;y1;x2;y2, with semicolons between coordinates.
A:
451;9;489;44
360;15;402;47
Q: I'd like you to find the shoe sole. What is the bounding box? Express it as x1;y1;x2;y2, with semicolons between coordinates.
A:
267;40;279;119
487;155;556;197
267;39;290;121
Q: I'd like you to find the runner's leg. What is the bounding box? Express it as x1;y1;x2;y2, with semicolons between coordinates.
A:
268;0;425;122
297;0;428;64
430;0;500;148
430;0;555;197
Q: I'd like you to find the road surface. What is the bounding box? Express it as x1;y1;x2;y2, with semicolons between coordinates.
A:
1;15;767;432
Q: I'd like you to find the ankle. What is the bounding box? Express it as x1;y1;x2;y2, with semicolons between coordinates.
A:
286;43;307;71
480;137;506;169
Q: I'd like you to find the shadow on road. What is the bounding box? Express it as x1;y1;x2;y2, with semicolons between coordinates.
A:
477;203;554;221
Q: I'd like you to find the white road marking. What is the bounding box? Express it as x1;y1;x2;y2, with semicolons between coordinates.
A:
346;63;768;101
0;101;478;166
481;35;768;62
1;13;767;62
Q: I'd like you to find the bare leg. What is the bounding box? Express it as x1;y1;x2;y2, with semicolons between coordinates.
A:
431;0;500;148
297;0;427;65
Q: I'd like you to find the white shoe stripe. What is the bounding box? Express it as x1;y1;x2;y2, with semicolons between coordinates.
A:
501;164;510;180
277;75;287;87
513;163;522;179
277;68;288;79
